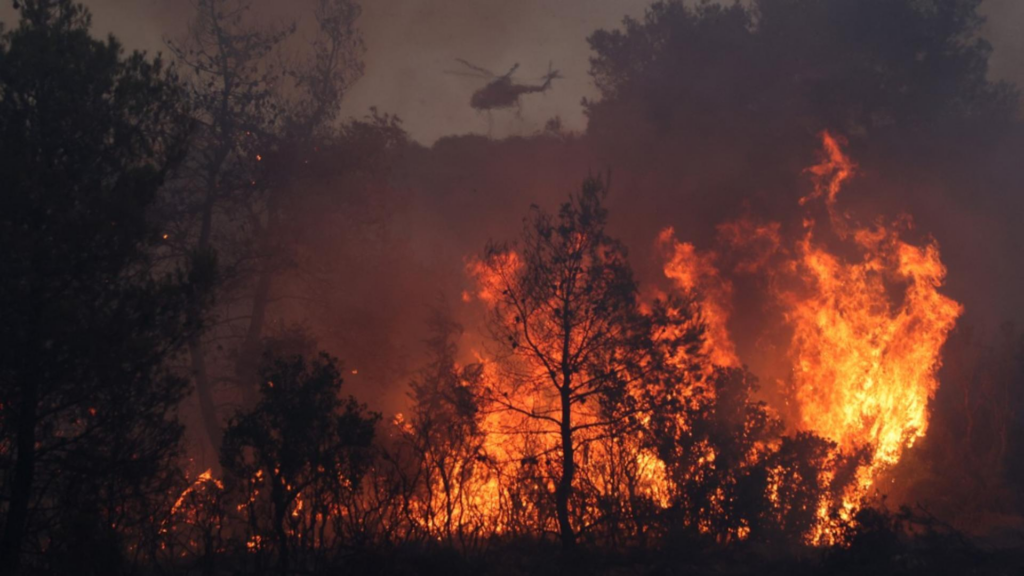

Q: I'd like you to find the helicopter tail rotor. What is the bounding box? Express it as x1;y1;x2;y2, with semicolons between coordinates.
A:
541;61;563;89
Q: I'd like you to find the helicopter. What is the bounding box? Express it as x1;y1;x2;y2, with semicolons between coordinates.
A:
447;58;562;113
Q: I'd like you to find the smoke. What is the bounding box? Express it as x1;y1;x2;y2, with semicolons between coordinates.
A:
5;3;1024;514
982;0;1024;88
9;0;1019;144
4;0;1020;373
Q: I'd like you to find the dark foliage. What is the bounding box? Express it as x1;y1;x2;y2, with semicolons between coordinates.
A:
587;0;1017;144
221;351;379;575
0;0;197;572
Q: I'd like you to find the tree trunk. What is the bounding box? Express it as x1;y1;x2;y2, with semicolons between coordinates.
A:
273;489;290;576
234;187;279;409
234;266;271;409
0;379;37;573
191;192;222;461
556;384;575;550
190;335;223;460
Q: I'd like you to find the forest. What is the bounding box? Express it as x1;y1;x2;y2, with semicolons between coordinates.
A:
2;0;1024;574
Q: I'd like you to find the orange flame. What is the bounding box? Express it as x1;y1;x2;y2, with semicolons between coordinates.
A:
657;229;739;368
788;134;962;487
658;132;962;539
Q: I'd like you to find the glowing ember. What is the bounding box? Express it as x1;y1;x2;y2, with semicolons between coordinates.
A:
170;468;220;516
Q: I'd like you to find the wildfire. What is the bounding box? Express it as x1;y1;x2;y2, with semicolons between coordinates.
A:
658;132;962;538
786;134;962;493
170;468;223;517
158;132;962;556
657;229;739;368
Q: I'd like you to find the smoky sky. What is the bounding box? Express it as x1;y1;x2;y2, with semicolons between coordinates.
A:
3;0;1022;144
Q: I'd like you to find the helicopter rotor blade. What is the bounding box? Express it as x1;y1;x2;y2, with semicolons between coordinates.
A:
454;58;496;78
501;63;520;79
543;61;563;81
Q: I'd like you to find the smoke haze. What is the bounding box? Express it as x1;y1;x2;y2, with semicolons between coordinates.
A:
6;2;1024;561
3;0;1022;143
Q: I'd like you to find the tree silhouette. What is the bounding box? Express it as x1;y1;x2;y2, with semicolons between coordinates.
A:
162;0;367;459
587;0;1017;141
400;305;488;546
472;177;699;550
221;350;378;575
0;1;195;572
